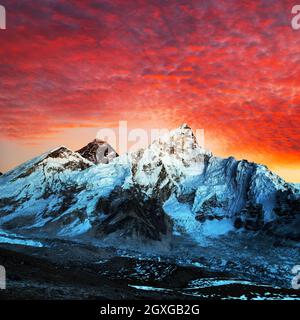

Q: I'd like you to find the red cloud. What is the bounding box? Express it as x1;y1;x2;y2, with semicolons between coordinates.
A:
0;0;299;177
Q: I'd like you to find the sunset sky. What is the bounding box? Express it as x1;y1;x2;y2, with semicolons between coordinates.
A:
0;0;300;182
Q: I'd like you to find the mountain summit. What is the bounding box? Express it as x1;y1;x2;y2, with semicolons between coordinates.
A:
129;124;211;200
77;139;118;164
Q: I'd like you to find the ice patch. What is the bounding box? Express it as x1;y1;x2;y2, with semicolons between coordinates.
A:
188;278;282;290
201;219;234;237
163;195;234;243
128;285;172;292
58;218;91;237
0;230;44;247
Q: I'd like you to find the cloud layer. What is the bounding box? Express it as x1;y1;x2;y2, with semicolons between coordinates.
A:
0;0;300;178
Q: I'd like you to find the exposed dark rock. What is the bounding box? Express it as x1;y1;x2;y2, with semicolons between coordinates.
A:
48;147;72;159
195;194;226;222
273;188;300;217
42;185;86;218
94;187;172;241
195;213;206;223
15;166;37;180
234;217;243;229
177;191;196;205
0;196;30;219
14;147;91;181
77;139;118;164
152;164;175;202
255;188;300;240
235;202;264;231
264;215;300;241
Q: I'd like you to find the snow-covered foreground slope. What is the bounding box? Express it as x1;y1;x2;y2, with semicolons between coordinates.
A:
0;125;299;244
0;229;44;247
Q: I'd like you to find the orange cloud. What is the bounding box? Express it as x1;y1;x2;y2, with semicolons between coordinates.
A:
0;0;299;181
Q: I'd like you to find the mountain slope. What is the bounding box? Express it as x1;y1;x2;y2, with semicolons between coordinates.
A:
0;147;93;232
0;146;129;238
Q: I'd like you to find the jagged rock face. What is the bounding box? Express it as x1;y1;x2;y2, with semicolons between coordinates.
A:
77;139;118;164
93;187;172;241
234;202;264;231
273;188;300;217
0;125;299;244
263;189;300;241
129;124;211;201
195;194;225;223
188;156;297;229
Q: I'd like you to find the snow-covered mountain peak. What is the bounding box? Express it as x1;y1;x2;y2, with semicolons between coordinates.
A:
148;124;211;164
0;146;93;185
128;124;211;197
34;145;91;167
46;146;74;158
179;123;191;130
164;123;194;139
77;139;118;164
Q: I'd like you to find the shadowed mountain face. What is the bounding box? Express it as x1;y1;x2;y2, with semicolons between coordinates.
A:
77;139;118;164
0;125;299;244
94;187;172;241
